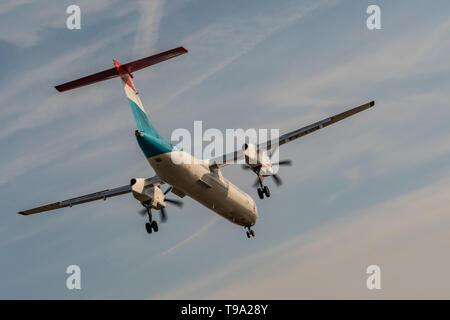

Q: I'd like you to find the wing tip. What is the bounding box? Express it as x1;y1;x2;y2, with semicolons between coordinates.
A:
369;100;375;107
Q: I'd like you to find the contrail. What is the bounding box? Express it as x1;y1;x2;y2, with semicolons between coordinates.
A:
158;0;328;108
160;217;219;256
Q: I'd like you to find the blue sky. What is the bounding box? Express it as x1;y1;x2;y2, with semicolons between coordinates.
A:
1;0;450;299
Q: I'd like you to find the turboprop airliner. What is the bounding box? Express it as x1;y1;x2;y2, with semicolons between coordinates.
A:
18;47;375;238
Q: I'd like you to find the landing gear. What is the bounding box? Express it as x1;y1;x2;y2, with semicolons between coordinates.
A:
255;171;271;199
257;188;264;199
152;220;159;232
144;208;159;234
245;226;255;238
263;185;270;197
257;183;270;199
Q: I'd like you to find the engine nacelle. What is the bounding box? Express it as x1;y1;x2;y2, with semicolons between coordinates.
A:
243;143;271;167
130;178;165;209
243;143;258;165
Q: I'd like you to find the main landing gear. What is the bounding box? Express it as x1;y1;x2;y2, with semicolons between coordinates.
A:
245;226;255;238
256;175;271;200
144;208;159;234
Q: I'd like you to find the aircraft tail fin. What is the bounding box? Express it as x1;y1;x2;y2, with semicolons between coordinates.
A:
112;58;160;137
54;46;188;139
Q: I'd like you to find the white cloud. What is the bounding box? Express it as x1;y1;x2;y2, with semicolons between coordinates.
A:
242;16;450;188
133;0;165;58
156;0;328;108
0;0;33;15
160;217;218;256
0;25;134;121
0;0;122;47
0;0;168;186
261;20;450;110
159;172;450;299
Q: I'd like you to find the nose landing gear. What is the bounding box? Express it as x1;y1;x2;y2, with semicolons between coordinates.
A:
245;226;255;238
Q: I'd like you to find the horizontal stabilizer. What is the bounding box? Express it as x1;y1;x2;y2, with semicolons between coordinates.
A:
55;47;188;92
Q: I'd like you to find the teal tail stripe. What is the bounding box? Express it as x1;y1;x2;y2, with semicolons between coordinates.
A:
127;98;174;158
128;98;162;139
135;131;173;158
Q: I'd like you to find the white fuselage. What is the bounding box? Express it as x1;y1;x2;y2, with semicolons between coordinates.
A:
148;151;258;227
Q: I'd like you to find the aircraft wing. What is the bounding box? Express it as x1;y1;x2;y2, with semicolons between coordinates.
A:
259;101;374;150
18;176;162;215
209;150;245;169
209;101;374;167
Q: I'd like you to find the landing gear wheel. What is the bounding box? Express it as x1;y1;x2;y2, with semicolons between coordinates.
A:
263;186;270;197
246;231;250;238
257;188;264;199
250;229;255;237
151;220;159;232
145;222;152;234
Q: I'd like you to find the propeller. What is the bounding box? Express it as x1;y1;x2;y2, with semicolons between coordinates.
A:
138;186;184;222
242;149;293;188
271;174;283;186
272;159;292;166
138;208;148;217
160;207;167;223
249;173;285;188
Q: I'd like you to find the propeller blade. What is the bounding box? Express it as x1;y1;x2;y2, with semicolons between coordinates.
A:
252;178;260;188
241;164;252;170
278;159;292;166
272;174;283;186
138;208;147;216
164;186;173;195
272;159;292;166
165;198;184;208
160;207;168;222
269;147;278;158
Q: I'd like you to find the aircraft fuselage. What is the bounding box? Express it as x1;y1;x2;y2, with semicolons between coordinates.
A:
149;151;258;227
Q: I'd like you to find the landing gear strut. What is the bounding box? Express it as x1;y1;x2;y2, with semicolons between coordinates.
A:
144;207;158;234
245;226;255;238
256;174;270;199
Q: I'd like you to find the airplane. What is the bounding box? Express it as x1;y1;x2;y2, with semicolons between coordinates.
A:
18;46;375;238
